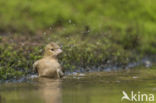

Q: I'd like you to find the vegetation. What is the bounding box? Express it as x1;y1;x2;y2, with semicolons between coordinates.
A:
0;0;156;80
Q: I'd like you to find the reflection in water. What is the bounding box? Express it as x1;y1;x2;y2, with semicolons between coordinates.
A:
0;78;62;103
0;95;1;103
0;94;5;103
0;68;156;103
38;78;62;103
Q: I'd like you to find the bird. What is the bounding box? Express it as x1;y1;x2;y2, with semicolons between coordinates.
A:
33;42;64;78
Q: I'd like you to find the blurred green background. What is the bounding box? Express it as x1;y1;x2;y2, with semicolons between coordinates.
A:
0;0;156;80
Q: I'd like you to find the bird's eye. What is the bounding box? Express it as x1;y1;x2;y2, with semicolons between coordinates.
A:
51;49;54;51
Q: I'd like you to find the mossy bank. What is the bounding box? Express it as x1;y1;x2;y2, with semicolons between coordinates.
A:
0;0;156;80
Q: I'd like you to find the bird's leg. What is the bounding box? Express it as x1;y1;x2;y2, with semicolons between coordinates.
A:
56;69;64;78
56;69;61;78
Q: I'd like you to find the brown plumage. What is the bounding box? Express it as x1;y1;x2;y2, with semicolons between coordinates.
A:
33;42;64;78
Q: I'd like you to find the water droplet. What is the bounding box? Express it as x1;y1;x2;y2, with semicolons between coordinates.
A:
68;19;72;23
132;76;138;79
43;32;47;35
144;60;152;68
49;27;52;30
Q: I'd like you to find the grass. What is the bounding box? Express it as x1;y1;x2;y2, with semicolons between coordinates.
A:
0;0;156;80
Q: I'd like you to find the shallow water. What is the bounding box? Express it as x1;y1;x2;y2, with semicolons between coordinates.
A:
0;69;156;103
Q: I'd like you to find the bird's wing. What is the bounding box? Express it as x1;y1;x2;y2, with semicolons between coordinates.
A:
33;61;39;72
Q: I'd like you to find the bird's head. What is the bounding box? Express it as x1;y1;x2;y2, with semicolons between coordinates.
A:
44;42;62;57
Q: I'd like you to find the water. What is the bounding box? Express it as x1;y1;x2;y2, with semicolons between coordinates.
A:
0;68;156;103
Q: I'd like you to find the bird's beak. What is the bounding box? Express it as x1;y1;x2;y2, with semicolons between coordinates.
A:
57;48;62;54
